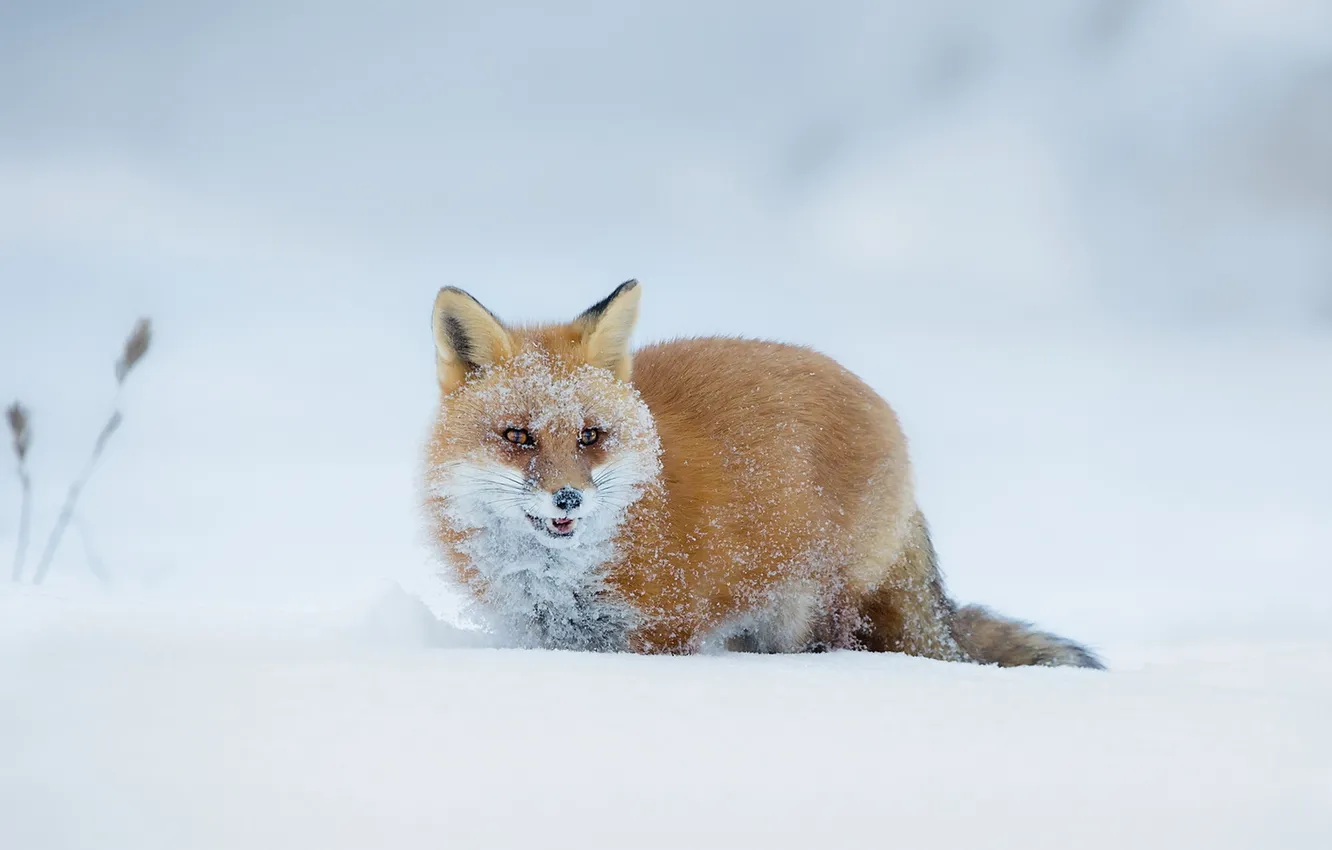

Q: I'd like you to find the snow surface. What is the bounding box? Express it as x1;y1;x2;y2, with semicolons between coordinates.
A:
3;1;1332;847
1;593;1330;849
2;328;1329;849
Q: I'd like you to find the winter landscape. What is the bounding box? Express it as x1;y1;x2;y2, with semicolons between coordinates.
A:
3;2;1331;848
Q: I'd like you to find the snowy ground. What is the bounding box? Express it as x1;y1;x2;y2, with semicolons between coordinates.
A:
2;325;1330;849
4;1;1332;847
1;601;1329;850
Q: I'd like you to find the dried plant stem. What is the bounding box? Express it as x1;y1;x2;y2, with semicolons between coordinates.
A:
30;318;150;586
11;464;31;583
72;514;111;584
31;405;123;586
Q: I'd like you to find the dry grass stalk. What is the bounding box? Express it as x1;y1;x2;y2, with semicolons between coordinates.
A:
32;318;152;585
72;514;111;584
7;401;32;582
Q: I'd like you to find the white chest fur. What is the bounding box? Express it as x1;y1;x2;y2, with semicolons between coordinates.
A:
460;526;636;650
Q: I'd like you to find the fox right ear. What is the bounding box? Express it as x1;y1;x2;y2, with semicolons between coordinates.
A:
574;279;641;382
432;287;513;391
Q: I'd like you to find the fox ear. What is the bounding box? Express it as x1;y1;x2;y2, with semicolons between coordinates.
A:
575;280;641;381
432;287;513;391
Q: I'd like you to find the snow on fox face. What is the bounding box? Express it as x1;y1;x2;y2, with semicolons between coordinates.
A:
424;281;660;649
429;348;662;551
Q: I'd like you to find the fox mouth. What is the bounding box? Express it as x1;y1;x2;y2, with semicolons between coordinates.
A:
527;514;578;537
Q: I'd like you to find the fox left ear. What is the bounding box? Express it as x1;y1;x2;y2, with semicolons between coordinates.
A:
575;279;641;382
432;287;513;392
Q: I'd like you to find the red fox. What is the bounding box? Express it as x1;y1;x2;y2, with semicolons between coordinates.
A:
424;281;1102;667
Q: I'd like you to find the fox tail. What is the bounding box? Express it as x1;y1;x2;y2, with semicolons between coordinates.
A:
951;604;1104;669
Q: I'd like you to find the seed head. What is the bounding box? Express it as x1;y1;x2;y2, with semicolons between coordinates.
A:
115;317;153;384
6;401;30;462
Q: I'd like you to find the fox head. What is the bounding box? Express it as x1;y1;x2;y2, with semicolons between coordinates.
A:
426;281;662;552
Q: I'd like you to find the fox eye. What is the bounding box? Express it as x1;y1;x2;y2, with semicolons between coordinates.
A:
504;428;534;447
578;427;601;447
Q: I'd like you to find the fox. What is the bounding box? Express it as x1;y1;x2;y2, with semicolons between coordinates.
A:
423;280;1102;668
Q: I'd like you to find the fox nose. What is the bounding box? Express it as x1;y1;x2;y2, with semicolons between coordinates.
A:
551;487;583;512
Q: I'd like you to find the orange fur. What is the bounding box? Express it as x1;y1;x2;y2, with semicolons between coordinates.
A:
423;281;1102;667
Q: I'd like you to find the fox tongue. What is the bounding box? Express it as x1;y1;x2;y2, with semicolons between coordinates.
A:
550;518;575;533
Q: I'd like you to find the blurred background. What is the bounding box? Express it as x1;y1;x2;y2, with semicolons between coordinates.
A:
2;0;1330;653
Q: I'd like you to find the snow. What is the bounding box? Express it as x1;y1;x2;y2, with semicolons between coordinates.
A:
3;1;1332;847
1;597;1329;849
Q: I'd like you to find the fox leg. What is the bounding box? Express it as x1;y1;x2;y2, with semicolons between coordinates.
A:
626;618;700;654
856;511;970;661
